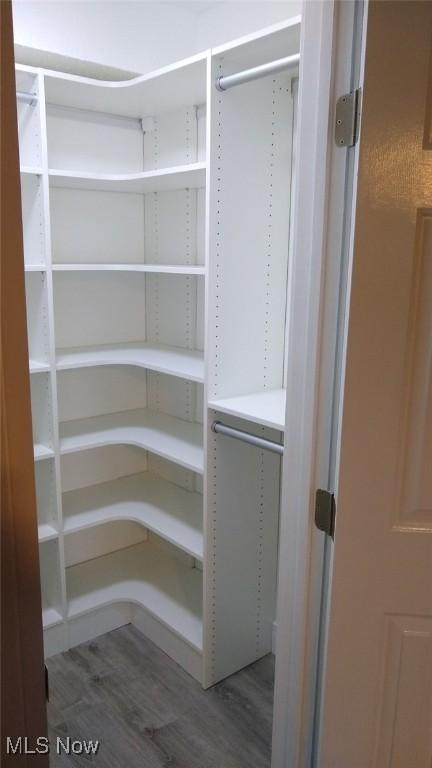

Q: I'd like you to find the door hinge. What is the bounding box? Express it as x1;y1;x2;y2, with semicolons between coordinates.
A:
45;664;49;701
315;489;336;538
335;88;361;147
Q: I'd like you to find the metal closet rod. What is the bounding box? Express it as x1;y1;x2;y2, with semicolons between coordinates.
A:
215;52;300;92
17;90;38;105
211;420;284;456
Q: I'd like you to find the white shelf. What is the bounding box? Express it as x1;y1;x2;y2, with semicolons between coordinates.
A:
44;52;207;119
209;388;286;431
63;472;203;560
39;523;58;543
29;359;50;373
66;539;203;651
25;264;46;272
20;166;43;176
48;162;206;194
59;409;204;474
52;263;205;275
34;443;55;461
43;607;63;628
56;342;204;383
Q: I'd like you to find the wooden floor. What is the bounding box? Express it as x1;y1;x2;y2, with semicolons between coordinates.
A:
47;624;275;767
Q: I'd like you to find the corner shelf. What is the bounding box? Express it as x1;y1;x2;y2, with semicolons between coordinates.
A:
20;166;43;176
48;162;206;194
59;408;204;474
39;523;59;543
66;539;203;651
34;443;55;461
25;265;47;272
29;359;50;373
52;263;205;275
209;388;286;431
63;472;203;560
43;607;63;629
56;342;204;382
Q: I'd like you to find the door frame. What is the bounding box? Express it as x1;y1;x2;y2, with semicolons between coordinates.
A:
271;2;368;766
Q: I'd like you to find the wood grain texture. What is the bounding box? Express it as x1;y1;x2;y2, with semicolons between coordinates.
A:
47;624;274;767
1;1;48;763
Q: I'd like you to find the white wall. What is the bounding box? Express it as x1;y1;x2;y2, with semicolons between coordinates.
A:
13;0;301;75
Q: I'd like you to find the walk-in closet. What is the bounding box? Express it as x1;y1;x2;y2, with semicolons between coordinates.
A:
16;9;300;762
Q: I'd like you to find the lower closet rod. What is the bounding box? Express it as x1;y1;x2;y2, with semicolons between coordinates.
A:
211;421;284;456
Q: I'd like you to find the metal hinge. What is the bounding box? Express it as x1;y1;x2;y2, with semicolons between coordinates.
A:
335;88;361;147
315;489;336;538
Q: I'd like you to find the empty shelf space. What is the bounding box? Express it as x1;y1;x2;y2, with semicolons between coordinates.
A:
48;162;206;194
39;523;59;543
63;472;203;560
34;443;55;461
43;607;63;629
56;342;204;382
30;359;50;373
209;388;286;431
59;409;204;474
52;263;205;275
66;539;202;651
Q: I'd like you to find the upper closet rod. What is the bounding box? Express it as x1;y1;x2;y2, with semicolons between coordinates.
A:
215;52;300;92
16;90;38;106
211;420;284;456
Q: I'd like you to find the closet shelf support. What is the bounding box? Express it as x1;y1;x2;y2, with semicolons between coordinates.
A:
211;420;284;455
16;90;38;106
215;53;300;92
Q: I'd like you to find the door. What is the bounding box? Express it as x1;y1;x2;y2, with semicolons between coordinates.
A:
320;2;432;766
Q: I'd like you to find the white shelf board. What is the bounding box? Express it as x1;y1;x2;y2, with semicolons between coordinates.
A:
39;523;58;543
43;607;63;628
25;264;46;272
56;342;204;383
66;539;203;651
20;166;43;176
52;263;205;275
63;472;203;560
209;388;286;431
48;162;206;194
29;359;50;373
34;443;55;461
44;52;207;119
59;409;204;474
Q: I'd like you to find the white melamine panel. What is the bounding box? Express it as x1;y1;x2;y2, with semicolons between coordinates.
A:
145;274;202;349
212;17;300;68
35;458;58;534
63;472;203;560
39;539;63;627
197;106;207;164
30;372;54;455
203;412;280;686
61;445;147;493
209;388;286;431
145;189;198;265
66;538;203;651
48;163;206;194
147;453;197;494
52;264;205;274
59;408;204;474
147;372;202;425
25;271;50;367
53;272;146;348
196;187;206;265
208;65;293;401
56;342;204;383
47;105;143;173
50;187;144;264
16;72;42;169
65;521;148;568
57;366;147;423
44;53;207;119
143;107;198;170
20;172;45;266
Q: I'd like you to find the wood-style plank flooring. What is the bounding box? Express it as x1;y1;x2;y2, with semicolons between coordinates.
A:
47;624;275;767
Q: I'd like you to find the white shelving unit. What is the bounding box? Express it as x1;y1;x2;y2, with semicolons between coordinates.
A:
18;17;300;685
